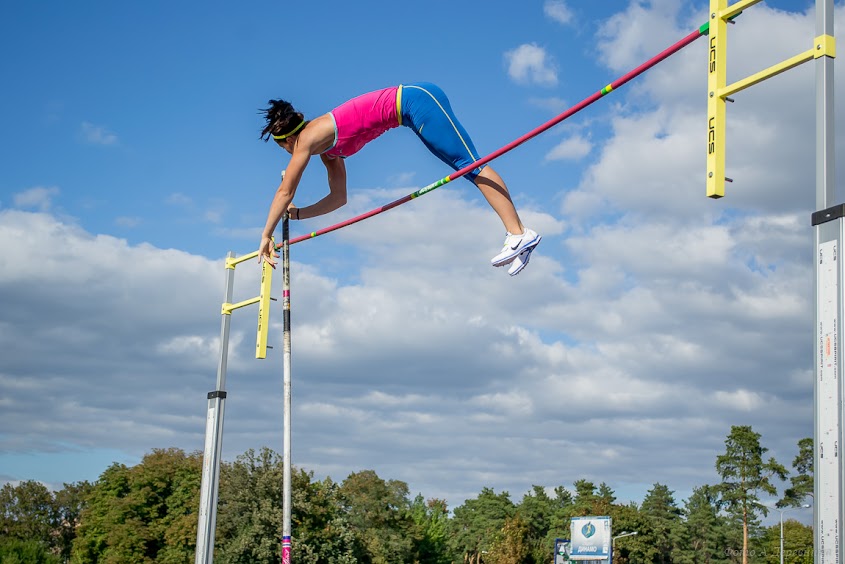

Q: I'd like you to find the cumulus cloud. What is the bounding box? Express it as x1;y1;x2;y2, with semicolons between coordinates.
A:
545;135;592;161
505;43;558;86
12;187;60;212
115;216;141;228
166;192;193;206
529;96;570;113
80;121;118;146
544;0;573;25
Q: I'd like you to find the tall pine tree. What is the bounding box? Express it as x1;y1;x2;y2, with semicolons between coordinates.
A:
716;426;787;564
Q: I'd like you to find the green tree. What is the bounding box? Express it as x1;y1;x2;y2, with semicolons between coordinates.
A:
761;519;812;564
780;438;813;508
215;447;286;564
640;483;683;564
517;486;558;564
0;480;55;546
486;514;531;564
337;469;414;564
54;481;93;562
608;503;649;564
448;487;516;564
715;425;788;564
542;486;576;563
289;473;358;564
0;538;61;564
409;495;450;564
571;480;597;516
72;448;202;563
678;485;730;564
215;448;358;564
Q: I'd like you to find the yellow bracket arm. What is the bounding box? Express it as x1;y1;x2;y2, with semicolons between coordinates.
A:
219;242;275;359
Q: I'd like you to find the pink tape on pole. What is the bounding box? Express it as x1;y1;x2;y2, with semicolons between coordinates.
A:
282;537;291;564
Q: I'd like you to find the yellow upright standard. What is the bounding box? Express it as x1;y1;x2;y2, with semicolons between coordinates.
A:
220;249;274;359
255;255;273;359
706;0;834;199
706;0;729;198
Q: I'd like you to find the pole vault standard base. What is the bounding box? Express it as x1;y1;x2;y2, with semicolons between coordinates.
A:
814;203;843;564
194;249;275;564
195;251;235;564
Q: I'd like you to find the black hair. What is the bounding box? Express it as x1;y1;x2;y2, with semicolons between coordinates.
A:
259;99;306;142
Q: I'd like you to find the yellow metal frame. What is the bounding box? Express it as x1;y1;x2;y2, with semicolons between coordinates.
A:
255;257;273;359
706;0;835;198
220;247;275;359
706;0;729;198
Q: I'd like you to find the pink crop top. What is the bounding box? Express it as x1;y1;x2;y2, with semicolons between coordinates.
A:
322;86;401;159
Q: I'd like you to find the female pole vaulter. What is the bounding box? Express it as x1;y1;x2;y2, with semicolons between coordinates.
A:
258;82;541;276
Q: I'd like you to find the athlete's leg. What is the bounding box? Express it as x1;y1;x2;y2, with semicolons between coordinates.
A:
473;165;524;235
402;84;525;234
402;83;540;272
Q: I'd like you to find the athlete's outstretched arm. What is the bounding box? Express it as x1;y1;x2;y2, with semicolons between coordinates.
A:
259;146;311;266
292;154;347;220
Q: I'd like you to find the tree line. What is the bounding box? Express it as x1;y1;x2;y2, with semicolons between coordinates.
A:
0;425;814;564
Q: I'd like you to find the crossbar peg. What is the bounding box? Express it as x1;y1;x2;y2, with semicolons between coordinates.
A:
725;177;734;183
725;96;735;103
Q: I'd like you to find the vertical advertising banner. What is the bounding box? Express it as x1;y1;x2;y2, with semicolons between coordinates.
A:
569;517;611;561
817;239;841;564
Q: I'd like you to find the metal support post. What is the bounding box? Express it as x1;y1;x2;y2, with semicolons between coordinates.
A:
195;250;275;563
814;0;839;562
195;252;235;564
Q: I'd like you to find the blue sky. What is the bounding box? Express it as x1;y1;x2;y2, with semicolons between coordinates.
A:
0;0;832;524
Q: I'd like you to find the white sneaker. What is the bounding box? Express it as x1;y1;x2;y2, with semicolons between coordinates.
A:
491;228;541;267
507;247;535;276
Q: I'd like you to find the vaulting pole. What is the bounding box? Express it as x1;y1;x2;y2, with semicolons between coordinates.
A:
280;183;293;564
284;25;707;247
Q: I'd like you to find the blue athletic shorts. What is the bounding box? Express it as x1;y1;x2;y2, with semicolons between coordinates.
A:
399;82;484;183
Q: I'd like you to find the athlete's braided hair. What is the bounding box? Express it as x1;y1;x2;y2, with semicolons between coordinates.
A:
260;99;306;141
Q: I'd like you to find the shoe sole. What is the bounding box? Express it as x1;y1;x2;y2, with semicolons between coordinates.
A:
508;248;534;276
491;235;541;267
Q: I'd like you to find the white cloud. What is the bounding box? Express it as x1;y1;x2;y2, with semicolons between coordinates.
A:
13;187;59;211
545;135;592;161
504;43;558;86
80;121;118;146
544;0;573;25
387;171;416;186
166;192;193;206
204;209;223;223
115;216;141;228
529;96;570;113
596;0;684;72
713;389;766;412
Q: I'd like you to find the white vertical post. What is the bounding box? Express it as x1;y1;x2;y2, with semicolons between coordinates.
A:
815;214;843;564
280;171;293;563
813;1;838;563
195;252;235;564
